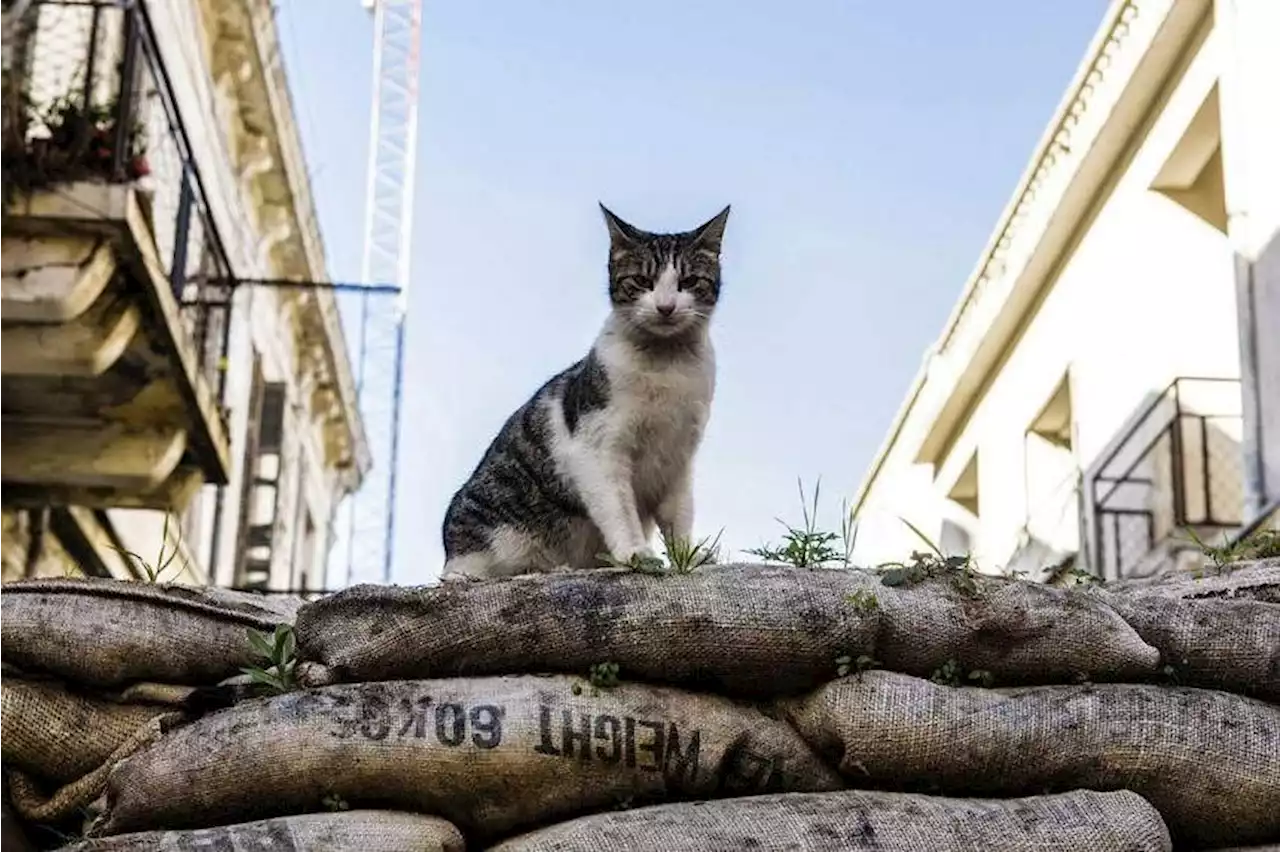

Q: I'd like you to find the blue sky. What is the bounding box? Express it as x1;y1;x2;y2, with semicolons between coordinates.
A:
277;1;1109;585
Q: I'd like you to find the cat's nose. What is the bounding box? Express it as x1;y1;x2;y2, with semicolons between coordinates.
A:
656;303;675;317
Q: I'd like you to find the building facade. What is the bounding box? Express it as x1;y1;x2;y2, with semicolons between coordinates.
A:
1;0;369;591
851;0;1280;580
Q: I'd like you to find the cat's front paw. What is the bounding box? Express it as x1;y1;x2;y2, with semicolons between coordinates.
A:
630;554;667;574
624;548;666;575
596;547;667;574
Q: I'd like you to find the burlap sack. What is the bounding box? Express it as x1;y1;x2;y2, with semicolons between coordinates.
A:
57;811;464;851
1;578;302;687
294;564;1158;695
785;671;1280;848
1091;588;1280;701
2;796;38;852
294;566;878;697
832;570;1159;685
1108;558;1280;604
487;789;1172;852
96;675;842;840
2;676;185;823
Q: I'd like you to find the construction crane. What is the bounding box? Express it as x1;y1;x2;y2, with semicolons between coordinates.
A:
329;0;422;587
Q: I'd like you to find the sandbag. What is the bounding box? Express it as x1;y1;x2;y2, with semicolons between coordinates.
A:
57;811;464;851
785;671;1280;848
487;788;1172;852
2;797;38;852
2;677;184;823
1091;588;1280;701
294;564;1158;696
96;675;842;840
834;569;1159;685
295;566;879;697
1107;558;1280;604
1;578;302;687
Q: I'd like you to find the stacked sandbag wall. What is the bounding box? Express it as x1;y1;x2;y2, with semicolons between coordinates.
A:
2;560;1277;850
0;579;303;833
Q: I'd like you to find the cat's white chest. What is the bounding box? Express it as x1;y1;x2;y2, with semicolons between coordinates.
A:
613;352;714;509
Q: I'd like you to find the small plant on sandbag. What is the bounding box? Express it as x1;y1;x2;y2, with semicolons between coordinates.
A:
746;478;845;568
877;517;981;597
321;791;350;812
929;658;994;688
109;511;187;583
242;624;299;694
845;589;880;613
573;661;621;696
661;528;724;574
835;653;879;679
1186;526;1280;572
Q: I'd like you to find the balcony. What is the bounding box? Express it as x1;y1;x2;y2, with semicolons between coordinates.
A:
2;0;233;509
1087;378;1245;579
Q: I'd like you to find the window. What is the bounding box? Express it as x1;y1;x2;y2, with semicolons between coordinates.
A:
235;361;288;590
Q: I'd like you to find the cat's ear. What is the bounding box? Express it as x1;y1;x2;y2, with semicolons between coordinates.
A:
691;205;731;252
600;203;642;247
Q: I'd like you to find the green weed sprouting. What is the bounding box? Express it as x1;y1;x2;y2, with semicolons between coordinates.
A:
321;792;350;812
845;589;880;613
929;658;994;688
876;517;980;596
573;661;621;696
836;654;880;679
661;529;724;574
840;497;860;567
746;478;844;568
589;661;620;690
242;624;299;694
110;511;186;583
1186;527;1280;572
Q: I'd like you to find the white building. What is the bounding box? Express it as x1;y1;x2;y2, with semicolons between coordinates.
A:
850;0;1280;580
2;0;370;592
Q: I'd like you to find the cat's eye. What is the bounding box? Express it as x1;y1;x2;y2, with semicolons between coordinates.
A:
679;275;711;291
620;275;649;291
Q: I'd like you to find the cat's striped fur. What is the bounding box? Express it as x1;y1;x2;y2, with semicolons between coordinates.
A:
442;204;730;579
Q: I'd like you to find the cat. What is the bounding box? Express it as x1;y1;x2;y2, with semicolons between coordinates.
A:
441;203;730;579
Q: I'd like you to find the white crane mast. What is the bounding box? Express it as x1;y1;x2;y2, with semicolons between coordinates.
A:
330;0;422;587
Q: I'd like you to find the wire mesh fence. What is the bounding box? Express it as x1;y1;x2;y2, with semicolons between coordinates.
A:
1090;378;1245;578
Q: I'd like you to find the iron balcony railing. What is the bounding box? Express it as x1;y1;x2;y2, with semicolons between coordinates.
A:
3;0;235;410
1089;377;1245;579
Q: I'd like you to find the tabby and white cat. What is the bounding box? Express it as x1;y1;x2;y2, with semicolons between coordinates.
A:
442;204;730;579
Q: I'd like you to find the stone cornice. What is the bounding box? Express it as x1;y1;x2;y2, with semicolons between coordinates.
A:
196;0;371;492
935;0;1167;362
853;0;1185;514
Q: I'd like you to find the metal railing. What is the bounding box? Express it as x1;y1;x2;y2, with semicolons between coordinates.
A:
1089;377;1245;578
3;0;235;408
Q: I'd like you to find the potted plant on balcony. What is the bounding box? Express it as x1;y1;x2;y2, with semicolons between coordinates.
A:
2;90;149;206
34;94;149;177
0;66;35;208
